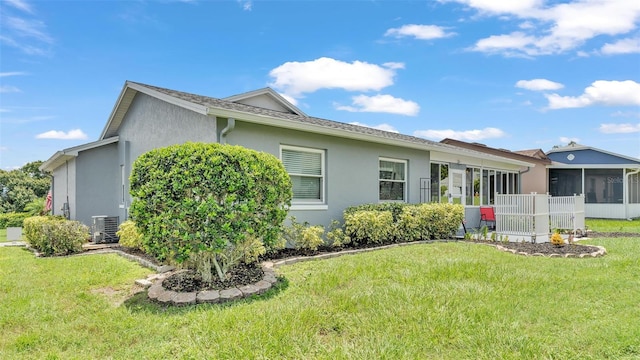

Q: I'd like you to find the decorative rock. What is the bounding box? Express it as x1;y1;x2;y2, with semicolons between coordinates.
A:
238;284;260;297
173;292;196;306
157;265;176;273
564;253;576;258
579;253;590;258
147;283;164;300
254;280;272;294
532;253;545;256
262;261;274;269
157;290;178;304
263;273;278;285
219;288;243;302
517;252;529;256
284;257;301;265
197;290;220;304
135;279;153;288
548;254;560;257
273;260;286;268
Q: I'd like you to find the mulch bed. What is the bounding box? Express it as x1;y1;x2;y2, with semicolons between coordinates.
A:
110;233;618;293
479;241;600;255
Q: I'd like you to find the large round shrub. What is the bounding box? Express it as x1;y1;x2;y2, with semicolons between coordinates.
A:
129;142;292;280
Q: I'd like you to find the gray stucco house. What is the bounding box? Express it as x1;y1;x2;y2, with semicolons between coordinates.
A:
547;142;640;219
40;81;534;234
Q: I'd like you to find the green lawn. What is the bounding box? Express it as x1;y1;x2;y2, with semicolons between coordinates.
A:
586;218;640;233
0;229;6;242
2;238;640;359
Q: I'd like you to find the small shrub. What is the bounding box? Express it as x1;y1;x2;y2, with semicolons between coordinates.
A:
280;216;325;251
23;216;88;256
344;210;394;245
0;212;31;228
550;232;565;247
116;220;144;250
326;220;351;247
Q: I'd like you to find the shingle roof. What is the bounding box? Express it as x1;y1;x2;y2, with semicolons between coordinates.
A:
98;81;534;167
128;81;465;150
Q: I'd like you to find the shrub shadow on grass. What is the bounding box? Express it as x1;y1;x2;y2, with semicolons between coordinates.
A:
122;276;289;314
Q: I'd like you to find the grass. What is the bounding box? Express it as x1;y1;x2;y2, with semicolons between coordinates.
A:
2;237;640;359
586;218;640;233
0;229;6;242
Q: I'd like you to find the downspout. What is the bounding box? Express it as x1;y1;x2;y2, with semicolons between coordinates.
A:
625;167;640;219
219;118;236;144
518;166;531;194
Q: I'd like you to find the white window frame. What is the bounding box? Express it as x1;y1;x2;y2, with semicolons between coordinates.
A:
379;157;407;202
280;145;327;210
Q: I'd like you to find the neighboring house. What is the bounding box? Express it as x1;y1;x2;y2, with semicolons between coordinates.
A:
40;81;534;233
440;138;551;199
547;142;640;219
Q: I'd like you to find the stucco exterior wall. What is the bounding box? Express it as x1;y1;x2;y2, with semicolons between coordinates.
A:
117;92;217;163
75;142;119;227
521;164;548;194
52;159;76;220
221;119;431;228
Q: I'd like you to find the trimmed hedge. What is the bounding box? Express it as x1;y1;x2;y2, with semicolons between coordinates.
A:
23;216;88;256
0;212;31;228
129;142;292;280
343;203;464;245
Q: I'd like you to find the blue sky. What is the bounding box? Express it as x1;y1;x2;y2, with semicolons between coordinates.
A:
1;0;639;169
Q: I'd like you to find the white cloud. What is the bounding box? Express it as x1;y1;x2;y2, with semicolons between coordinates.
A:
268;57;403;97
601;37;640;55
0;146;8;151
560;136;580;144
350;122;399;133
599;123;640;134
0;71;28;77
4;0;33;13
0;85;21;93
448;0;541;15
413;127;506;141
35;129;88;140
545;80;640;109
0;2;53;56
237;0;252;11
384;24;455;40
516;79;564;91
455;0;640;56
611;110;640;118
335;94;420;116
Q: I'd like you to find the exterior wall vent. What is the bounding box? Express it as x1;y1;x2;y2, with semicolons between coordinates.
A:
92;215;119;243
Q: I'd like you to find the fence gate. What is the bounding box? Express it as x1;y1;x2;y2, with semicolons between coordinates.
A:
549;195;585;234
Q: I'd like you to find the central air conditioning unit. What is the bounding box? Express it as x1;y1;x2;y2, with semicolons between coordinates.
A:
92;215;119;244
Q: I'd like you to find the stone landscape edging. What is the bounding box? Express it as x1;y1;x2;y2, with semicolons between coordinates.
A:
475;242;607;258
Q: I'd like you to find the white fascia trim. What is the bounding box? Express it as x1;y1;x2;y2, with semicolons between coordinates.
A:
39;137;119;172
128;82;209;115
289;204;329;211
547;164;640;169
209;107;533;168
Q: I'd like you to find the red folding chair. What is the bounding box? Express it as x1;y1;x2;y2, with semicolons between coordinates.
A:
479;206;496;230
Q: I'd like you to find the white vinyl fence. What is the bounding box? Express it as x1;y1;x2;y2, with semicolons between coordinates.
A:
549;195;585;235
495;194;549;243
494;194;586;243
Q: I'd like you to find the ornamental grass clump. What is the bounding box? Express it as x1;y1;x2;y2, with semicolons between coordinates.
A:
129;142;292;282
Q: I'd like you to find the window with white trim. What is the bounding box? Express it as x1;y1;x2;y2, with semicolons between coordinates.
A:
281;145;325;204
379;158;407;201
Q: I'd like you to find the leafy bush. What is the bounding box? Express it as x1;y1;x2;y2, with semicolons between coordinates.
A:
344;210;395;245
116;220;144;249
0;212;31;228
280;216;325;251
23;216;88;256
129;142;292;281
343;203;464;244
326;220;351;247
344;203;408;222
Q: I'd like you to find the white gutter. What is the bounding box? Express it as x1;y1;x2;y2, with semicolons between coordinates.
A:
625;167;640;219
207;107;534;168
